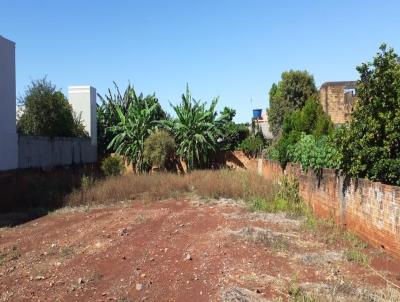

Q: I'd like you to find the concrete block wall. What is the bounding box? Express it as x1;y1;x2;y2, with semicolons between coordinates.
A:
231;152;400;259
0;36;18;171
18;136;97;169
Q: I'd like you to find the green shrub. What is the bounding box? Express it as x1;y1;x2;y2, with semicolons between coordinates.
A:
101;155;125;177
239;134;264;157
143;130;176;170
288;133;341;172
248;175;304;216
264;142;280;161
249;196;289;213
276;175;305;216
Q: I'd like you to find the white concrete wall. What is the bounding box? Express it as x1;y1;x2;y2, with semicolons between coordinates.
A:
68;86;97;146
0;36;18;171
18;136;97;169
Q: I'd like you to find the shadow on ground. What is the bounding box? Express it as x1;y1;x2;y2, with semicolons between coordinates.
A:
0;164;101;227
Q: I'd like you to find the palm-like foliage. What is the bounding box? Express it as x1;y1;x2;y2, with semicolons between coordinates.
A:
97;82;166;155
161;85;228;171
103;83;165;173
108;102;158;172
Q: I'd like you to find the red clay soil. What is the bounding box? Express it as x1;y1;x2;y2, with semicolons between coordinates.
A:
1;198;400;302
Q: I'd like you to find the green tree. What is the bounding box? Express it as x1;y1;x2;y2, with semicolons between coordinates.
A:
267;70;317;137
17;78;87;137
218;107;249;151
143;130;176;170
161;85;228;171
108;100;158;173
97;82;166;155
338;44;400;185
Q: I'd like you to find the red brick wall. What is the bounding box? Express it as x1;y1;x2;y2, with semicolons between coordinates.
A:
232;152;400;259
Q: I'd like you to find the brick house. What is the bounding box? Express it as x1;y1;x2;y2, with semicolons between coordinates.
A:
319;81;357;124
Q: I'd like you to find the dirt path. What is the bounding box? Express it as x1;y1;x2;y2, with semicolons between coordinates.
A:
1;198;400;301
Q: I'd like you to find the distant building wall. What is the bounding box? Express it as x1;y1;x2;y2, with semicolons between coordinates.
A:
18;136;96;169
319;81;357;124
251;111;274;139
0;36;18;171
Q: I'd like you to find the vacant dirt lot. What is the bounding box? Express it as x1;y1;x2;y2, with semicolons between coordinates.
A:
1;198;400;301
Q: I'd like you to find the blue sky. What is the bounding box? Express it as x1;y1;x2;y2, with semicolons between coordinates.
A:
1;0;399;122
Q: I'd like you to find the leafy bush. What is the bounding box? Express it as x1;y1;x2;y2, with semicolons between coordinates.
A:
337;44;400;185
272;98;334;166
143;130;176;170
101;155;125;177
276;175;302;205
17;78;87;137
248;175;304;216
288;133;341;172
239;134;264;157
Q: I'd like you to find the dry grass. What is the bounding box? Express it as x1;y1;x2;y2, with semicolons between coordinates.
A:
188;170;278;201
65;170;278;207
66;172;190;206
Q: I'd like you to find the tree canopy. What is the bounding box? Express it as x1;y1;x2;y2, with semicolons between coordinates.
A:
267;70;317;137
17;78;87;137
218;107;249;151
337;44;400;185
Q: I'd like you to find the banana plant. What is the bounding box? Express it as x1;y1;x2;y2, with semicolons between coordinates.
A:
108;101;158;172
161;85;228;171
97;82;166;156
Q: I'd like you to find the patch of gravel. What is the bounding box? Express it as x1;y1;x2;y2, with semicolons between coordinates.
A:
191;197;247;207
221;287;271;302
224;211;303;227
298;251;344;266
230;227;291;251
51;201;132;215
